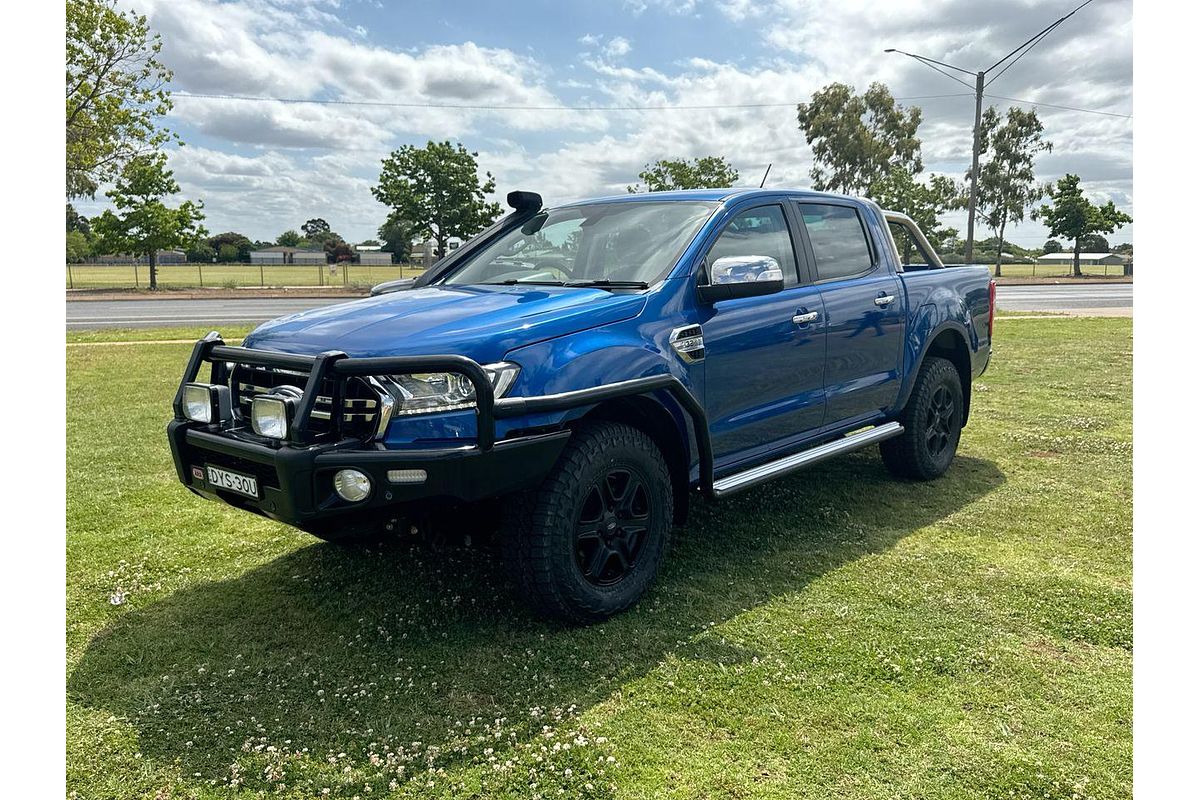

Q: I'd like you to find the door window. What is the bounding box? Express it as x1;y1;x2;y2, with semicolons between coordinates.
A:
706;205;799;286
798;204;875;281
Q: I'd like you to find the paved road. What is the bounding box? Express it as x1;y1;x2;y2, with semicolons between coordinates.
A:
66;298;350;329
994;283;1132;313
66;283;1132;329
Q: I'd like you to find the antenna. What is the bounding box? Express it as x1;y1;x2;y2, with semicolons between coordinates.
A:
759;163;772;188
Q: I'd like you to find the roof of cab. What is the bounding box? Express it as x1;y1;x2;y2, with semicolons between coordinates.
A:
555;187;866;207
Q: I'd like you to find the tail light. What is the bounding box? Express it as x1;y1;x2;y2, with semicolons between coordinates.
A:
987;279;997;339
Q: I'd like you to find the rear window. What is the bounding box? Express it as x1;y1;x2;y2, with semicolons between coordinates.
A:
887;221;933;269
798;204;874;281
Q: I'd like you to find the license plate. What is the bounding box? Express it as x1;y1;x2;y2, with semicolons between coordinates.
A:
205;465;259;499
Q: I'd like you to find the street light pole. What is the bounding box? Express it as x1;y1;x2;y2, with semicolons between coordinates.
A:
965;71;985;264
885;0;1096;265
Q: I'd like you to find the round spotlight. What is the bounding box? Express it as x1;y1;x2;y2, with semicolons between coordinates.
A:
333;469;372;502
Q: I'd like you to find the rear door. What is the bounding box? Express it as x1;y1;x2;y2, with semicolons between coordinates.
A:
794;201;905;426
699;202;827;466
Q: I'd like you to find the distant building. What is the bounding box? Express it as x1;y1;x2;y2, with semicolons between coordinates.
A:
358;252;392;266
249;246;326;265
1037;252;1128;266
354;244;392;266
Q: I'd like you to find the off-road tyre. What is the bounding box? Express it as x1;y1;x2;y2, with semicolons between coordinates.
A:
880;356;963;480
507;421;673;623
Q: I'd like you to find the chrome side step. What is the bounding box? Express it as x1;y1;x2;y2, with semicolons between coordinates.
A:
711;422;904;497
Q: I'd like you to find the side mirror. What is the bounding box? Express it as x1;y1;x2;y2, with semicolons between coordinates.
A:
697;255;785;303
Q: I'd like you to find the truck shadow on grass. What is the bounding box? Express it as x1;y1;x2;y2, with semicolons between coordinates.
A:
69;452;1003;788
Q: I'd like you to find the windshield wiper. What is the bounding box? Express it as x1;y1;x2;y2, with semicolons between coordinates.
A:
482;279;566;286
564;279;650;289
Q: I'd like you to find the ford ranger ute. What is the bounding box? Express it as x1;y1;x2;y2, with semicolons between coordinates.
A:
168;188;994;622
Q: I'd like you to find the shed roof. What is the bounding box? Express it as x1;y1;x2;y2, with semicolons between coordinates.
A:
1037;252;1127;261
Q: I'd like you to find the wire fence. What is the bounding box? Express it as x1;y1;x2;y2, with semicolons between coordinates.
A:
66;259;1131;289
936;260;1131;278
65;262;426;290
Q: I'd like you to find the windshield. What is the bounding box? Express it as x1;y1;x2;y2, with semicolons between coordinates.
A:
441;201;716;287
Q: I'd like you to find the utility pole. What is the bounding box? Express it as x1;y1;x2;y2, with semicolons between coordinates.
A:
966;71;984;264
886;1;1095;264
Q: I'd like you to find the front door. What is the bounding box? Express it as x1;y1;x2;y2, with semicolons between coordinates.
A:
795;201;905;425
699;203;828;467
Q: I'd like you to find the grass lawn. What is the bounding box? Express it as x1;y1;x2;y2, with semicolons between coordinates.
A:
66;317;1132;799
66;263;424;290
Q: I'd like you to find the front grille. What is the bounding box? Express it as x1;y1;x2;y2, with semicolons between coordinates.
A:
228;364;384;440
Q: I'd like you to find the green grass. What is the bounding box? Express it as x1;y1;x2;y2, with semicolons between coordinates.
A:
66;318;1131;799
66;325;257;345
964;262;1126;278
66;262;424;290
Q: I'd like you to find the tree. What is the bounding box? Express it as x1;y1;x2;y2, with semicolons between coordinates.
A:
217;243;239;263
796;82;922;195
276;229;302;247
295;222;346;262
66;0;175;198
372;140;502;259
1113;242;1133;256
378;214;413;263
301;218;331;240
66;230;92;263
627;156;739;193
89;153;205;289
328;240;353;263
868;167;966;257
67;203;91;236
972;107;1051;276
1079;233;1109;252
206;232;254;262
186;241;215;263
359;239;381;247
1043;239;1063;254
1035;174;1133;277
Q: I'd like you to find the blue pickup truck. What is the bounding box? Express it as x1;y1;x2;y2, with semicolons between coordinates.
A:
169;188;994;621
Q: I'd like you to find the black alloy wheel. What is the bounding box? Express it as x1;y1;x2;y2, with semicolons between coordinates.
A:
573;467;651;586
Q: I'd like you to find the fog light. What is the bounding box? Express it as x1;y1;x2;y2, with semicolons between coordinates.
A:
183;382;231;424
386;468;427;484
334;469;372;502
251;396;290;439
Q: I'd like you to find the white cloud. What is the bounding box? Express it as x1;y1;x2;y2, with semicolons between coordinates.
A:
604;36;633;58
623;0;700;16
99;0;1131;247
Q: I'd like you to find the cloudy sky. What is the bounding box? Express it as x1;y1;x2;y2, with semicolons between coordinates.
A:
77;0;1133;247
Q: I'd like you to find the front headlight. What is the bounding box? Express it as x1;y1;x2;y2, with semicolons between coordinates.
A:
380;362;520;417
251;395;292;439
182;382;233;425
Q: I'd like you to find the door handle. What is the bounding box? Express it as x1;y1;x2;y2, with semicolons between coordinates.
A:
874;294;896;307
792;311;819;325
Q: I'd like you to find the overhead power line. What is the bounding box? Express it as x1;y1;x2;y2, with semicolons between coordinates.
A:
983;93;1131;120
172;90;1127;118
173;90;972;111
884;0;1107;263
985;0;1097;82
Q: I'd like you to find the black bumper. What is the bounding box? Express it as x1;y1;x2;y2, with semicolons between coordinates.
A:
168;334;715;529
167;419;570;529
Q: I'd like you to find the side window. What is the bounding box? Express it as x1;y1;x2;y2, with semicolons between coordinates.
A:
798;204;875;281
705;205;799;285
